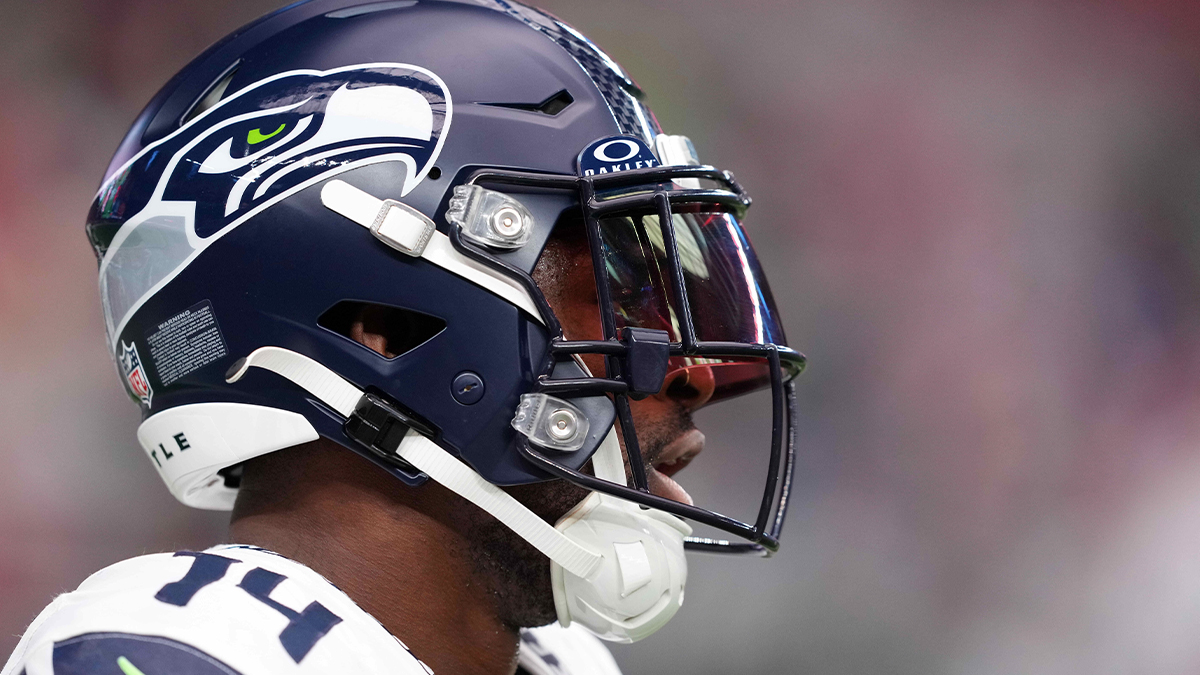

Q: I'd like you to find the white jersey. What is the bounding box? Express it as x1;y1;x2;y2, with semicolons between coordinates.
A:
1;545;620;675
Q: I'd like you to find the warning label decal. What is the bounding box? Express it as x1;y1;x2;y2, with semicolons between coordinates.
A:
146;300;229;387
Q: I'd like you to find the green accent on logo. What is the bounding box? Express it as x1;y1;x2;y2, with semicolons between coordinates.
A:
247;123;286;145
117;656;147;675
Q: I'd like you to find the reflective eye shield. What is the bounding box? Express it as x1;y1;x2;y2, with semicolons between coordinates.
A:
599;207;786;345
448;163;805;555
596;205;800;405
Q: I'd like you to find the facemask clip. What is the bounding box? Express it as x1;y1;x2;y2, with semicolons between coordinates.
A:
620;327;670;399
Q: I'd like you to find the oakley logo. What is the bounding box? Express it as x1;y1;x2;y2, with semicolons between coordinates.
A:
593;139;641;162
577;135;659;177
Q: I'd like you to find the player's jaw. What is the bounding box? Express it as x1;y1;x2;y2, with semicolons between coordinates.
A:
618;400;704;506
646;428;704;505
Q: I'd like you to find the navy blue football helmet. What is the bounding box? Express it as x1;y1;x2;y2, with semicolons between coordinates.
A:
86;0;804;641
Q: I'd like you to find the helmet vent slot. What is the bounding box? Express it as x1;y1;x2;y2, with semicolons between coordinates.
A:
481;89;574;116
181;62;240;126
318;301;445;360
325;0;418;19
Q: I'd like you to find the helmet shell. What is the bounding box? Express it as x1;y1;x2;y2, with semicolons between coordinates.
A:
88;0;659;506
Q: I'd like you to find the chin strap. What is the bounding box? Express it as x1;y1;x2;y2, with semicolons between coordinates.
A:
395;429;602;578
589;419;627;486
230;345;688;643
227;346;601;580
320;180;544;323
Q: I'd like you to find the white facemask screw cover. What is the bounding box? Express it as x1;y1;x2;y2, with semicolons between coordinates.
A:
512;393;590;452
654;134;701;190
446;184;534;249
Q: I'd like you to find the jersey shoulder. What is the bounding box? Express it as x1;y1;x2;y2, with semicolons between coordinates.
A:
2;546;429;675
518;623;622;675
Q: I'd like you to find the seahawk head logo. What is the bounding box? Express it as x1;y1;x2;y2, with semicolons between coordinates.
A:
89;63;452;345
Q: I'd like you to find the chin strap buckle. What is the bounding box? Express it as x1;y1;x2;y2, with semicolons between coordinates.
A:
343;390;439;471
370;198;436;257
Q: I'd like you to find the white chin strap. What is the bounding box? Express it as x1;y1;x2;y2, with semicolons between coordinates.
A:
228;346;689;642
320;179;545;322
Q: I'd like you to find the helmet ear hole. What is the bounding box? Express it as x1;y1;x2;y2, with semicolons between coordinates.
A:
217;463;243;489
317;301;445;359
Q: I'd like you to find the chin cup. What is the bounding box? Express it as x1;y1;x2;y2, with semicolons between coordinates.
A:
551;492;691;643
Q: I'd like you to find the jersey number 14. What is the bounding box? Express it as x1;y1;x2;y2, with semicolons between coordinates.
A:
155;551;342;663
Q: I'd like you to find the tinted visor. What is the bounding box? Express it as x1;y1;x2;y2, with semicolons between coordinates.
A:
596;206;796;402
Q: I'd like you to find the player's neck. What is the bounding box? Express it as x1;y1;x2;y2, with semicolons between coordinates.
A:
229;442;521;675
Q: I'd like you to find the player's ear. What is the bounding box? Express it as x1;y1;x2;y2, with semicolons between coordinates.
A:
350;304;394;358
317;301;445;360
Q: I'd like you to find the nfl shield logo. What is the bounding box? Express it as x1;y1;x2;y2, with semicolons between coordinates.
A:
119;340;153;407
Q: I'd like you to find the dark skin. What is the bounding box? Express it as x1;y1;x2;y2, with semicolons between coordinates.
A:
229;226;716;675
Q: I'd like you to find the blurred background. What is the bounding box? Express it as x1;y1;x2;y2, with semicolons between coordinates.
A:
5;0;1200;673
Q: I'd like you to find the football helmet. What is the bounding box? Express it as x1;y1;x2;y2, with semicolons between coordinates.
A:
86;0;804;642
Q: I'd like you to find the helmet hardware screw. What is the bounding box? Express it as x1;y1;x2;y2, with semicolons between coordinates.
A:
546;408;578;440
491;206;523;237
451;371;485;405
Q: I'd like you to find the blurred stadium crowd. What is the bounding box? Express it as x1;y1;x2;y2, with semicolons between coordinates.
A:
4;0;1200;673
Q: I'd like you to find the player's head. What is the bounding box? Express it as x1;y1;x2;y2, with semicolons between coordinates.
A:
87;0;804;642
